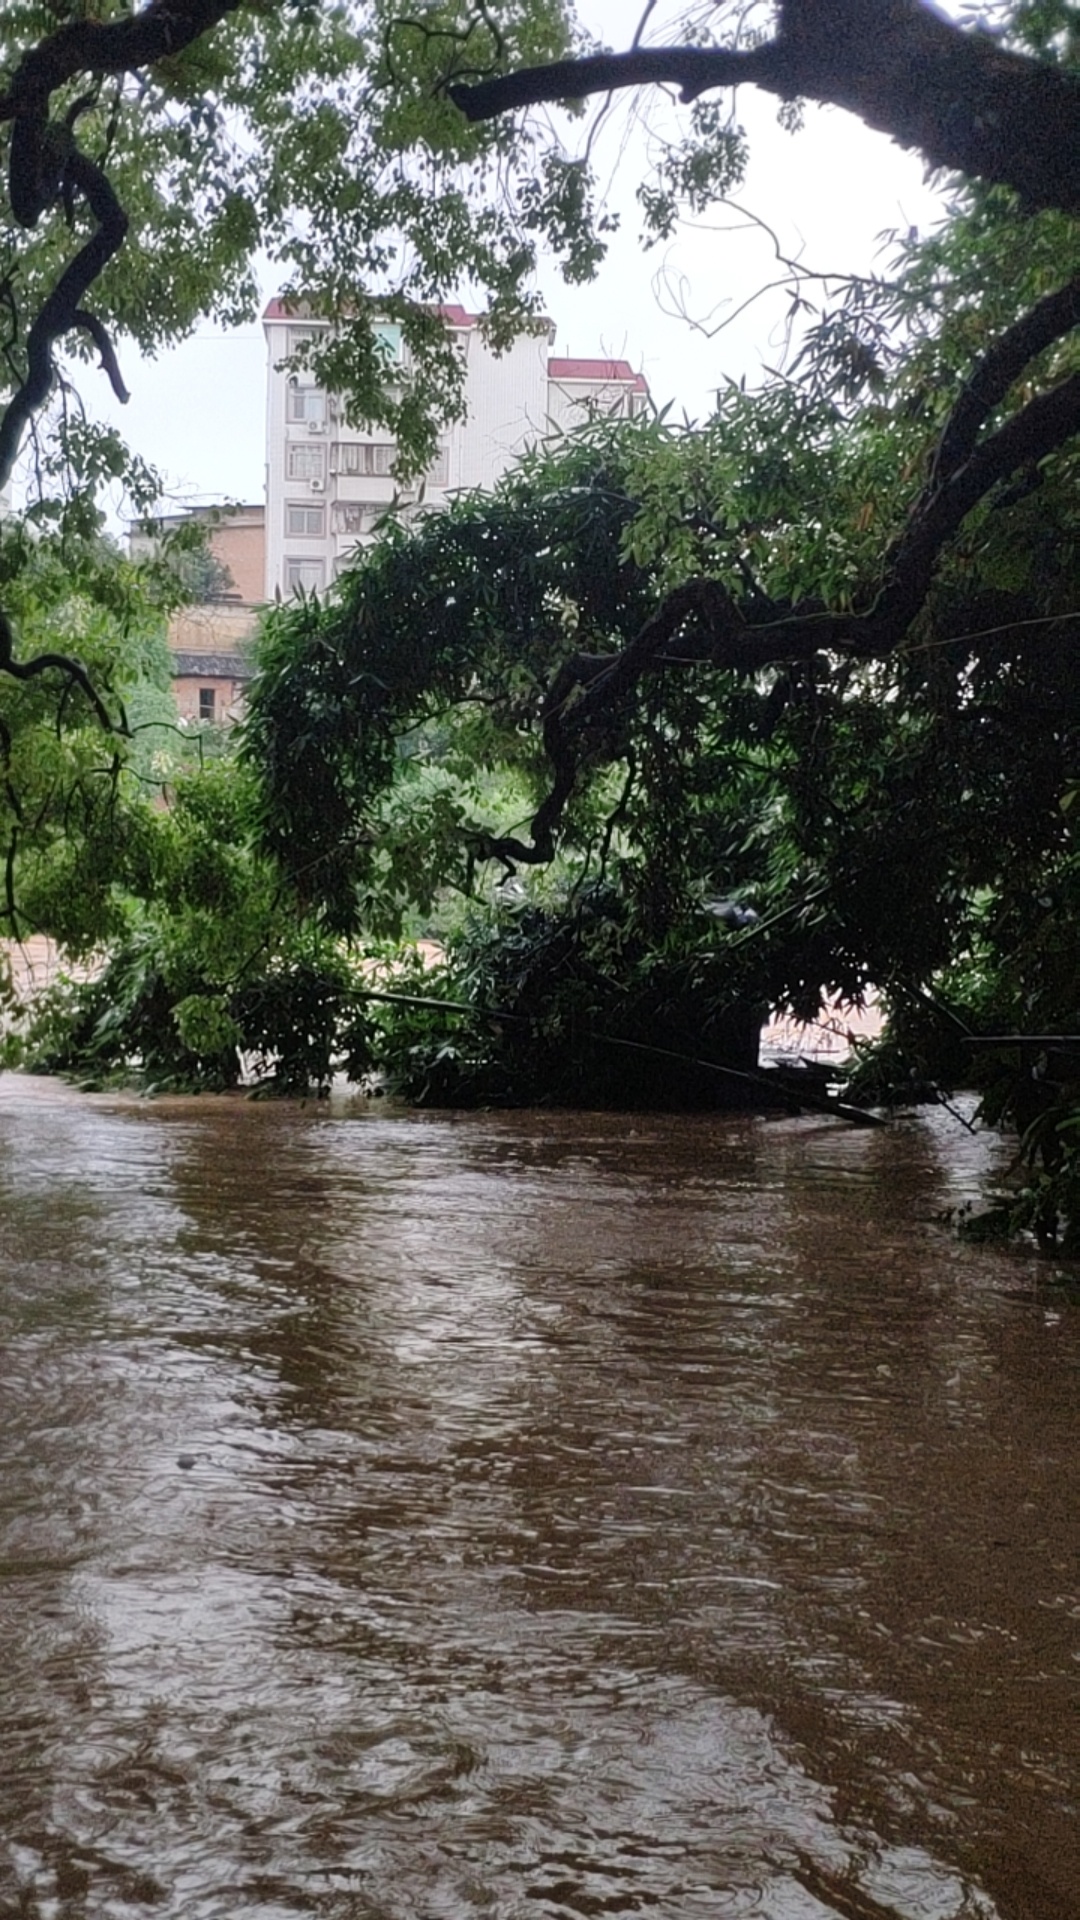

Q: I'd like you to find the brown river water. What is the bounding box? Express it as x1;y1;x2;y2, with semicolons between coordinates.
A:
0;1072;1077;1920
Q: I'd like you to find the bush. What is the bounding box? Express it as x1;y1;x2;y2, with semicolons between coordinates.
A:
20;929;376;1097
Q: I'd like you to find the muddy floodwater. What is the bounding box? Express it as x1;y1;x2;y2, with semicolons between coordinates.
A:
0;1074;1077;1920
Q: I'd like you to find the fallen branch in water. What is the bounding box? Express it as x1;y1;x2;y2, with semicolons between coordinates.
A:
357;986;886;1127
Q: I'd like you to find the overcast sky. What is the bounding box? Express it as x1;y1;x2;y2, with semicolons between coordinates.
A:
80;41;946;515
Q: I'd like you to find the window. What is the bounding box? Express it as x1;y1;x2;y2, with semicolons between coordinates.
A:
285;501;325;537
286;443;325;481
426;444;449;487
330;441;396;477
285;558;324;594
286;384;326;425
288;326;319;355
198;687;216;723
374;322;403;365
333;501;384;535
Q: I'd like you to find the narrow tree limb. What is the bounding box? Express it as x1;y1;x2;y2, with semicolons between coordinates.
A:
450;45;781;120
553;577;747;728
72;309;130;404
864;369;1080;649
0;148;128;490
0;711;24;825
931;274;1080;484
0;611;127;736
451;0;1080;216
3;825;23;938
0;0;249;129
478;744;577;865
2;651;124;736
0;0;248;478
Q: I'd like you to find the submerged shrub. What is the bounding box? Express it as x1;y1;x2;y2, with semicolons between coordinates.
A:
373;889;765;1109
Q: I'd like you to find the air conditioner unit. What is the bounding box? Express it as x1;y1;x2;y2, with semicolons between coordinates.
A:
310;478;325;493
307;420;325;435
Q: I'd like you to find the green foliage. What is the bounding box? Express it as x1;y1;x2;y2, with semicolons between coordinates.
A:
17;753;379;1095
4;0;1080;1257
0;510;184;951
240;173;1080;1237
637;99;748;244
0;0;611;480
22;926;379;1096
520;153;618;284
244;422;658;931
245;284;1079;1026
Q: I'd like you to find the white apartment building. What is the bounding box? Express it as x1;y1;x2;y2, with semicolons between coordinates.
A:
264;301;649;600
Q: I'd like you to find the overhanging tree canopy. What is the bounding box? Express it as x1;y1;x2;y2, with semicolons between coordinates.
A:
241;359;1080;1137
443;0;1080;862
1;0;1078;525
0;1;1075;686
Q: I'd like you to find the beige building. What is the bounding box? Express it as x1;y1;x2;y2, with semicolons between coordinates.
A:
170;600;256;728
263;301;648;599
130;504;265;725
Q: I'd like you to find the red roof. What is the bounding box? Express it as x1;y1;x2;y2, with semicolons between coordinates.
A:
436;303;480;328
548;356;648;393
263;297;312;320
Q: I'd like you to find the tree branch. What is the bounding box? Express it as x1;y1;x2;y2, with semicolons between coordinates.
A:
72;308;131;404
0;611;128;737
451;0;1080;216
0;148;129;489
931;273;1080;483
0;0;249;129
0;0;249;482
864;367;1080;649
450;44;780;119
504;297;1080;862
4;824;23;939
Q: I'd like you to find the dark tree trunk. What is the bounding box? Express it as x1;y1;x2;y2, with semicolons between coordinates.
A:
452;0;1080;216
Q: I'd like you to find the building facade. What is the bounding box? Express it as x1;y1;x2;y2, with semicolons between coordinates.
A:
138;307;648;718
169;599;257;728
129;504;265;725
263;302;648;601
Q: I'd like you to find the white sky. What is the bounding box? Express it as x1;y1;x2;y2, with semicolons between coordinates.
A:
81;57;946;513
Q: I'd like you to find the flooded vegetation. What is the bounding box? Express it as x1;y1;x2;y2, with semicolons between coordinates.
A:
1;1074;1077;1919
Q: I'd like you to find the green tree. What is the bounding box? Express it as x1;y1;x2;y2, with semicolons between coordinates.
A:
0;0;582;498
0;0;1078;517
0;0;583;952
0;502;184;952
248;175;1080;958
